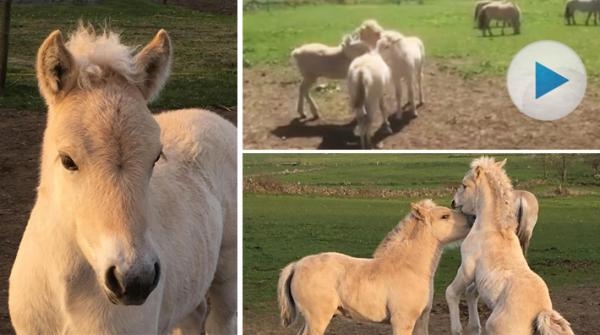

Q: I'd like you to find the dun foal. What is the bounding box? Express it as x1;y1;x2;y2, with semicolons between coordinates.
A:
446;157;573;335
9;26;237;334
278;200;472;335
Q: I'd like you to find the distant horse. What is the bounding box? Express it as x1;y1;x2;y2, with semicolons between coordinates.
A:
8;25;237;334
478;1;521;36
565;0;600;25
278;200;473;335
446;157;573;335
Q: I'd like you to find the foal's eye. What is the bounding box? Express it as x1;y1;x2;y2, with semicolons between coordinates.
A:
153;151;162;165
60;154;78;171
441;214;450;220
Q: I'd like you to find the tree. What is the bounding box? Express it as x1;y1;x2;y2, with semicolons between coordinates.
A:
0;0;11;96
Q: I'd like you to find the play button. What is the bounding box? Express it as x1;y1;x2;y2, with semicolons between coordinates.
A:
507;41;586;121
535;62;568;99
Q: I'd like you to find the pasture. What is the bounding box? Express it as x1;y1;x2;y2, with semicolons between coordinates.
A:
0;1;236;333
243;154;600;334
243;0;600;149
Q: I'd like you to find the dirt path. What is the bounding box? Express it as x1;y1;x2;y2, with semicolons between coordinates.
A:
243;64;600;149
0;107;235;333
244;285;600;334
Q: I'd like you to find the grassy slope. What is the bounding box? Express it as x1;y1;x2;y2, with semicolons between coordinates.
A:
244;0;600;82
0;0;236;110
243;154;600;314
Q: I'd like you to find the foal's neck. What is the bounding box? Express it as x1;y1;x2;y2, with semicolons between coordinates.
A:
474;176;513;232
381;232;443;278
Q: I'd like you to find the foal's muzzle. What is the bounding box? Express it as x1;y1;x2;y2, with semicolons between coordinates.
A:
104;262;161;305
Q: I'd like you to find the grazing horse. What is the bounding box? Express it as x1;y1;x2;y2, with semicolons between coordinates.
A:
565;0;600;25
446;157;573;335
478;2;521;36
8;25;237;334
451;189;540;334
278;200;473;335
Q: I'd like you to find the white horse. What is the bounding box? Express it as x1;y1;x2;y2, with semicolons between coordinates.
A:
292;35;372;119
446;157;573;335
278;199;473;335
347;50;392;149
354;21;426;116
8;25;237;334
565;0;600;25
451;189;539;334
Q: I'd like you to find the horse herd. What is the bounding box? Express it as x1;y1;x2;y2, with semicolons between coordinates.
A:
277;157;574;335
293;20;425;148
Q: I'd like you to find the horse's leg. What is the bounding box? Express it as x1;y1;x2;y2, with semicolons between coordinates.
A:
446;264;476;335
300;76;319;119
413;279;434;335
391;314;417;335
406;73;417;116
586;11;592;25
379;97;392;134
364;103;374;149
417;64;425;106
296;77;308;118
465;283;481;335
205;238;237;335
170;299;208;334
394;76;403;118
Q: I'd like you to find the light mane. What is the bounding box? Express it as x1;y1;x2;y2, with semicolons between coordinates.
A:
356;19;384;34
373;199;435;258
65;24;139;90
471;156;516;230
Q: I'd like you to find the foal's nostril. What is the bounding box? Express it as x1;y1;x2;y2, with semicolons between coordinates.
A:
105;266;124;297
152;262;161;289
451;200;456;209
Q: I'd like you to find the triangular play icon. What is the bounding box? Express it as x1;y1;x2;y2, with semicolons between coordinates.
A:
535;62;569;99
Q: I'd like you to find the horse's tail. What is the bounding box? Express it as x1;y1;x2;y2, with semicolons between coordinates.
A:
478;7;488;30
536;310;575;335
564;1;572;19
277;261;298;328
351;70;366;112
515;194;531;254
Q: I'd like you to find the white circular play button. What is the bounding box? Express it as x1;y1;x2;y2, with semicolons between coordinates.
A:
506;40;586;121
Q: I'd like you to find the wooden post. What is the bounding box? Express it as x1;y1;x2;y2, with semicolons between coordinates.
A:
0;0;12;96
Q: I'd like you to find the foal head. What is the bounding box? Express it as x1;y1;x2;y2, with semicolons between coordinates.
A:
411;200;472;244
36;25;172;305
354;19;384;48
452;157;514;223
340;35;371;59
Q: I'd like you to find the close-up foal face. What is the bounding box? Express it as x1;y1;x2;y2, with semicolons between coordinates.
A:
36;27;172;305
428;206;472;243
452;172;478;215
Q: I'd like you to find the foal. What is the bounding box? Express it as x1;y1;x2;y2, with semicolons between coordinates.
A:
446;157;573;335
278;200;472;335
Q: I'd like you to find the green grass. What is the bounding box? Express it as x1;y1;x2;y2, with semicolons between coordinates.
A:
244;0;600;82
244;154;600;195
243;154;600;315
0;0;236;110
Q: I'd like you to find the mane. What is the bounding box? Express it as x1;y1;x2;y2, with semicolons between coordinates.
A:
373;199;435;258
357;19;384;34
65;24;139;90
470;157;516;230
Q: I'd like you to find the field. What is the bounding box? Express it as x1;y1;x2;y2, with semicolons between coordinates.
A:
243;154;600;334
243;0;600;148
0;1;235;333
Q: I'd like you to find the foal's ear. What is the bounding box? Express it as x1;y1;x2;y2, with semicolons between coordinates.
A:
474;166;484;180
496;159;507;169
410;202;427;221
134;29;172;102
36;30;77;105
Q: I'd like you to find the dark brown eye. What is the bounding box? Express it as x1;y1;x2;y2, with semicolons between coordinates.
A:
60;154;78;171
441;214;450;220
153;151;162;165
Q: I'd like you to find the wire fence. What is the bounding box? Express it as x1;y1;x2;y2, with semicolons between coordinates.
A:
243;0;424;11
